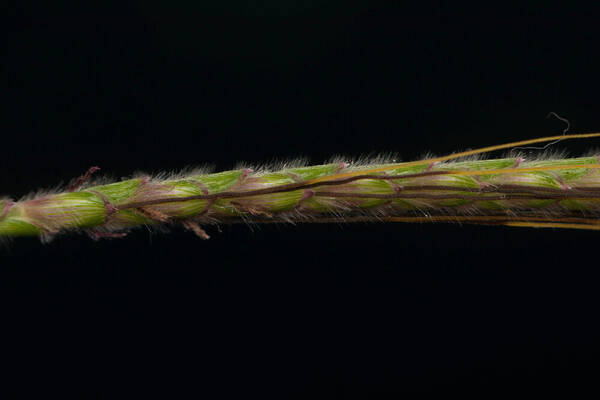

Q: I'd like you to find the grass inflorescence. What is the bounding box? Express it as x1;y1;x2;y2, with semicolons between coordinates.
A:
3;133;600;242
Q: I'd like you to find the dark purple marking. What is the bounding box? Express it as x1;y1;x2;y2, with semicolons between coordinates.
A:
189;180;216;215
230;201;272;217
382;172;402;192
88;231;128;241
198;198;216;216
88;190;118;217
553;174;571;190
67;166;100;192
425;162;439;172
513;157;523;168
228;168;254;192
129;176;152;201
0;200;14;222
336;162;349;173
241;168;253;179
138;207;170;222
193;181;210;195
295;190;314;209
182;220;210;239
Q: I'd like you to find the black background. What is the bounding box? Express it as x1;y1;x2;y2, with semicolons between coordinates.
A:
2;2;600;397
